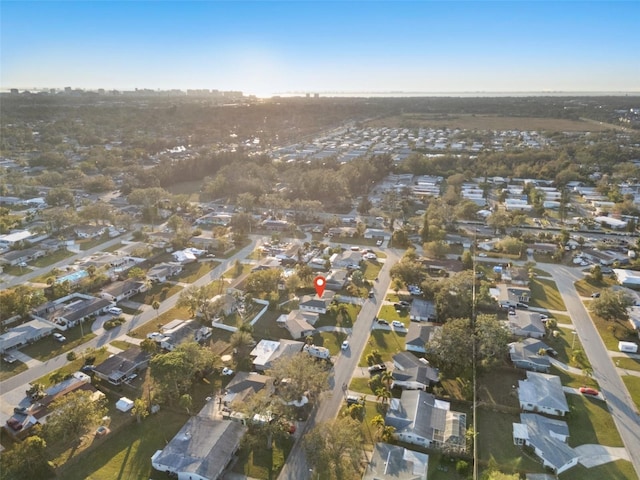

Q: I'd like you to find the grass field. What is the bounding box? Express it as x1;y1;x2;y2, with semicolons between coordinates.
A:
131;283;183;305
129;306;193;339
0;359;28;381
615;356;640;372
574;277;618;297
546;327;592;369
529;277;567;311
566;394;623;447
553;313;573;325
550;365;598;390
232;435;294;480
559;461;638;480
358;330;406;367
588;312;637;351
33;347;112;388
365;114;613;132
110;340;138;351
621;375;640;413
20;325;97;362
31;249;74;267
477;366;525;409
175;260;219;283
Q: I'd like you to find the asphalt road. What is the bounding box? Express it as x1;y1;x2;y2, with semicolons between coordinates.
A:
277;249;400;480
0;237;263;422
544;263;640;479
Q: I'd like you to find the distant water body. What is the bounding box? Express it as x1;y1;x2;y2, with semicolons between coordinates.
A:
272;91;639;98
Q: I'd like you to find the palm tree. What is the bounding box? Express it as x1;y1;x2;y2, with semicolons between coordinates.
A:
375;387;391;404
380;425;396;442
152;300;161;317
370;414;385;434
381;370;394;390
230;330;255;358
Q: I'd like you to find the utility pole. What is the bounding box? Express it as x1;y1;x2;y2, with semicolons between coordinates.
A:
472;230;478;480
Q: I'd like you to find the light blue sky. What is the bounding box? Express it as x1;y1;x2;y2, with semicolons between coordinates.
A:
2;1;639;96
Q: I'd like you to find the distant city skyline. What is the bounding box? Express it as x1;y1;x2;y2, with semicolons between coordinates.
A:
2;1;639;98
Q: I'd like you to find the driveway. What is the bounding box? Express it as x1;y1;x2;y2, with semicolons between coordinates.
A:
574;444;630;468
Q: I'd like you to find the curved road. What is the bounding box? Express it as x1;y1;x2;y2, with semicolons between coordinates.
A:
544;263;640;479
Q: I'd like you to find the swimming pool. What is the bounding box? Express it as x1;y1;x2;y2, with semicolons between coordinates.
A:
56;269;89;284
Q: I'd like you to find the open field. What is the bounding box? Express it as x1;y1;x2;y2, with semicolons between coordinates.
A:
358;329;406;367
566;394;623;447
529;277;567;311
574;277;618;297
31;249;74;267
232;435;293;480
365;114;613;132
165;179;204;199
622;375;640;412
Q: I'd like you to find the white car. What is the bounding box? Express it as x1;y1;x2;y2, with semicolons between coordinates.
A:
53;333;66;342
341;340;349;350
107;307;123;315
222;367;234;376
391;320;404;328
376;240;383;246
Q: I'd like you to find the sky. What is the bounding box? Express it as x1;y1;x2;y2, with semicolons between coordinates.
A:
2;1;639;97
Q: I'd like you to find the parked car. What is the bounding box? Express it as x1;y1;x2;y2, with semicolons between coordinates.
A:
346;395;362;405
591;292;601;298
222;367;234;376
368;290;375;298
368;364;387;374
376;240;383;246
13;406;28;415
95;426;109;437
579;386;599;396
53;333;66;342
392;320;404;328
516;302;529;309
2;354;17;364
393;303;407;310
81;365;95;374
341;340;349;350
107;307;123;315
398;301;411;307
377;319;389;325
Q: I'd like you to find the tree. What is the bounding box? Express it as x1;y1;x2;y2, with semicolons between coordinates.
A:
128;267;146;280
427;318;474;377
230;329;256;358
266;352;330;403
179;393;193;415
132;398;149;423
303;417;363;480
152;300;161;317
45;390;107;443
140;338;159;355
590;264;603;283
475;314;510;367
589;289;634;321
176;284;216;321
423;240;450;259
0;435;52;480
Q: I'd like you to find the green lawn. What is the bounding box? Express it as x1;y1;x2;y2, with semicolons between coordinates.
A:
476;407;543;474
20;324;97;362
79;237;111;251
615;356;640;372
566;394;623;447
313;330;348;356
361;260;382;281
546;327;592;369
31;249;74;267
358;330;406;367
252;310;291;341
589;312;637;351
130;283;183;305
529;278;567;311
315;303;361;329
1;264;32;276
622;375;640;413
0;359;28;381
174;260;219;283
34;347;112;388
574;277;618;297
110;340;138;351
550;365;598;390
232;435;294;480
553;313;573;325
224;262;252;279
559;460;638;480
377;304;409;322
59;410;190;480
129;306;193;339
477;366;525;409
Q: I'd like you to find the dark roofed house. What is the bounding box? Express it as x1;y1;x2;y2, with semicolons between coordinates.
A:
392;352;439;390
406;322;440;354
151;401;247;480
409;299;437;322
509;338;554;372
32;293;111;330
100;279;146;303
508;311;546;339
363;442;429;480
325;269;349;291
385;390;466;452
298;293;334;314
0;247;46;267
93;347;150;385
222;372;273;409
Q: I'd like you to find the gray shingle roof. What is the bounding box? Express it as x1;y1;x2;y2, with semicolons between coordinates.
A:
519;372;569;414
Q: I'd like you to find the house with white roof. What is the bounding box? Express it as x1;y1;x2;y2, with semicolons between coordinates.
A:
518;371;569;417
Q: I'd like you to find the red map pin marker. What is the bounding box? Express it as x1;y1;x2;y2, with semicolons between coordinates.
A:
314;276;326;298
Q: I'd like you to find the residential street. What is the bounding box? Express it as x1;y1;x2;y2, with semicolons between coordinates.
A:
277;249;400;480
544;263;640;479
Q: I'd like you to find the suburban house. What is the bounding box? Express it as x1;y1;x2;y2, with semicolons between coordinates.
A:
277;310;318;339
501;266;529;285
329;250;362;269
222;372;274;411
5;372;99;438
518;371;569;417
151;401;247;480
495;285;530;308
155;319;209;351
325;269;349;291
507;311;546;339
93;347;150;385
363;442;429;480
74;225;107;239
509;338;555;373
147;262;183;283
31;293;112;330
409;299;437;322
208;293;240;318
385;390;466;452
405;323;441;354
172;249;197;264
0;318;56;353
0;230;37;248
249;339;304;372
513;413;578;474
0;247;46;267
391;352;439;390
298;293;334;314
100;279;147;303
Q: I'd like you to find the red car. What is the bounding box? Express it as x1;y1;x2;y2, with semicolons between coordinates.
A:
579;387;599;396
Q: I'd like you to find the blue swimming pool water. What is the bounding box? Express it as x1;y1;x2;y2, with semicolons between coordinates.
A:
56;269;89;284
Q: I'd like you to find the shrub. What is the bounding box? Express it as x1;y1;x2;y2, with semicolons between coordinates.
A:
456;460;470;475
67;351;77;361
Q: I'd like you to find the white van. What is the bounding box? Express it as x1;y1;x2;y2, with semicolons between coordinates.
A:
108;307;123;315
